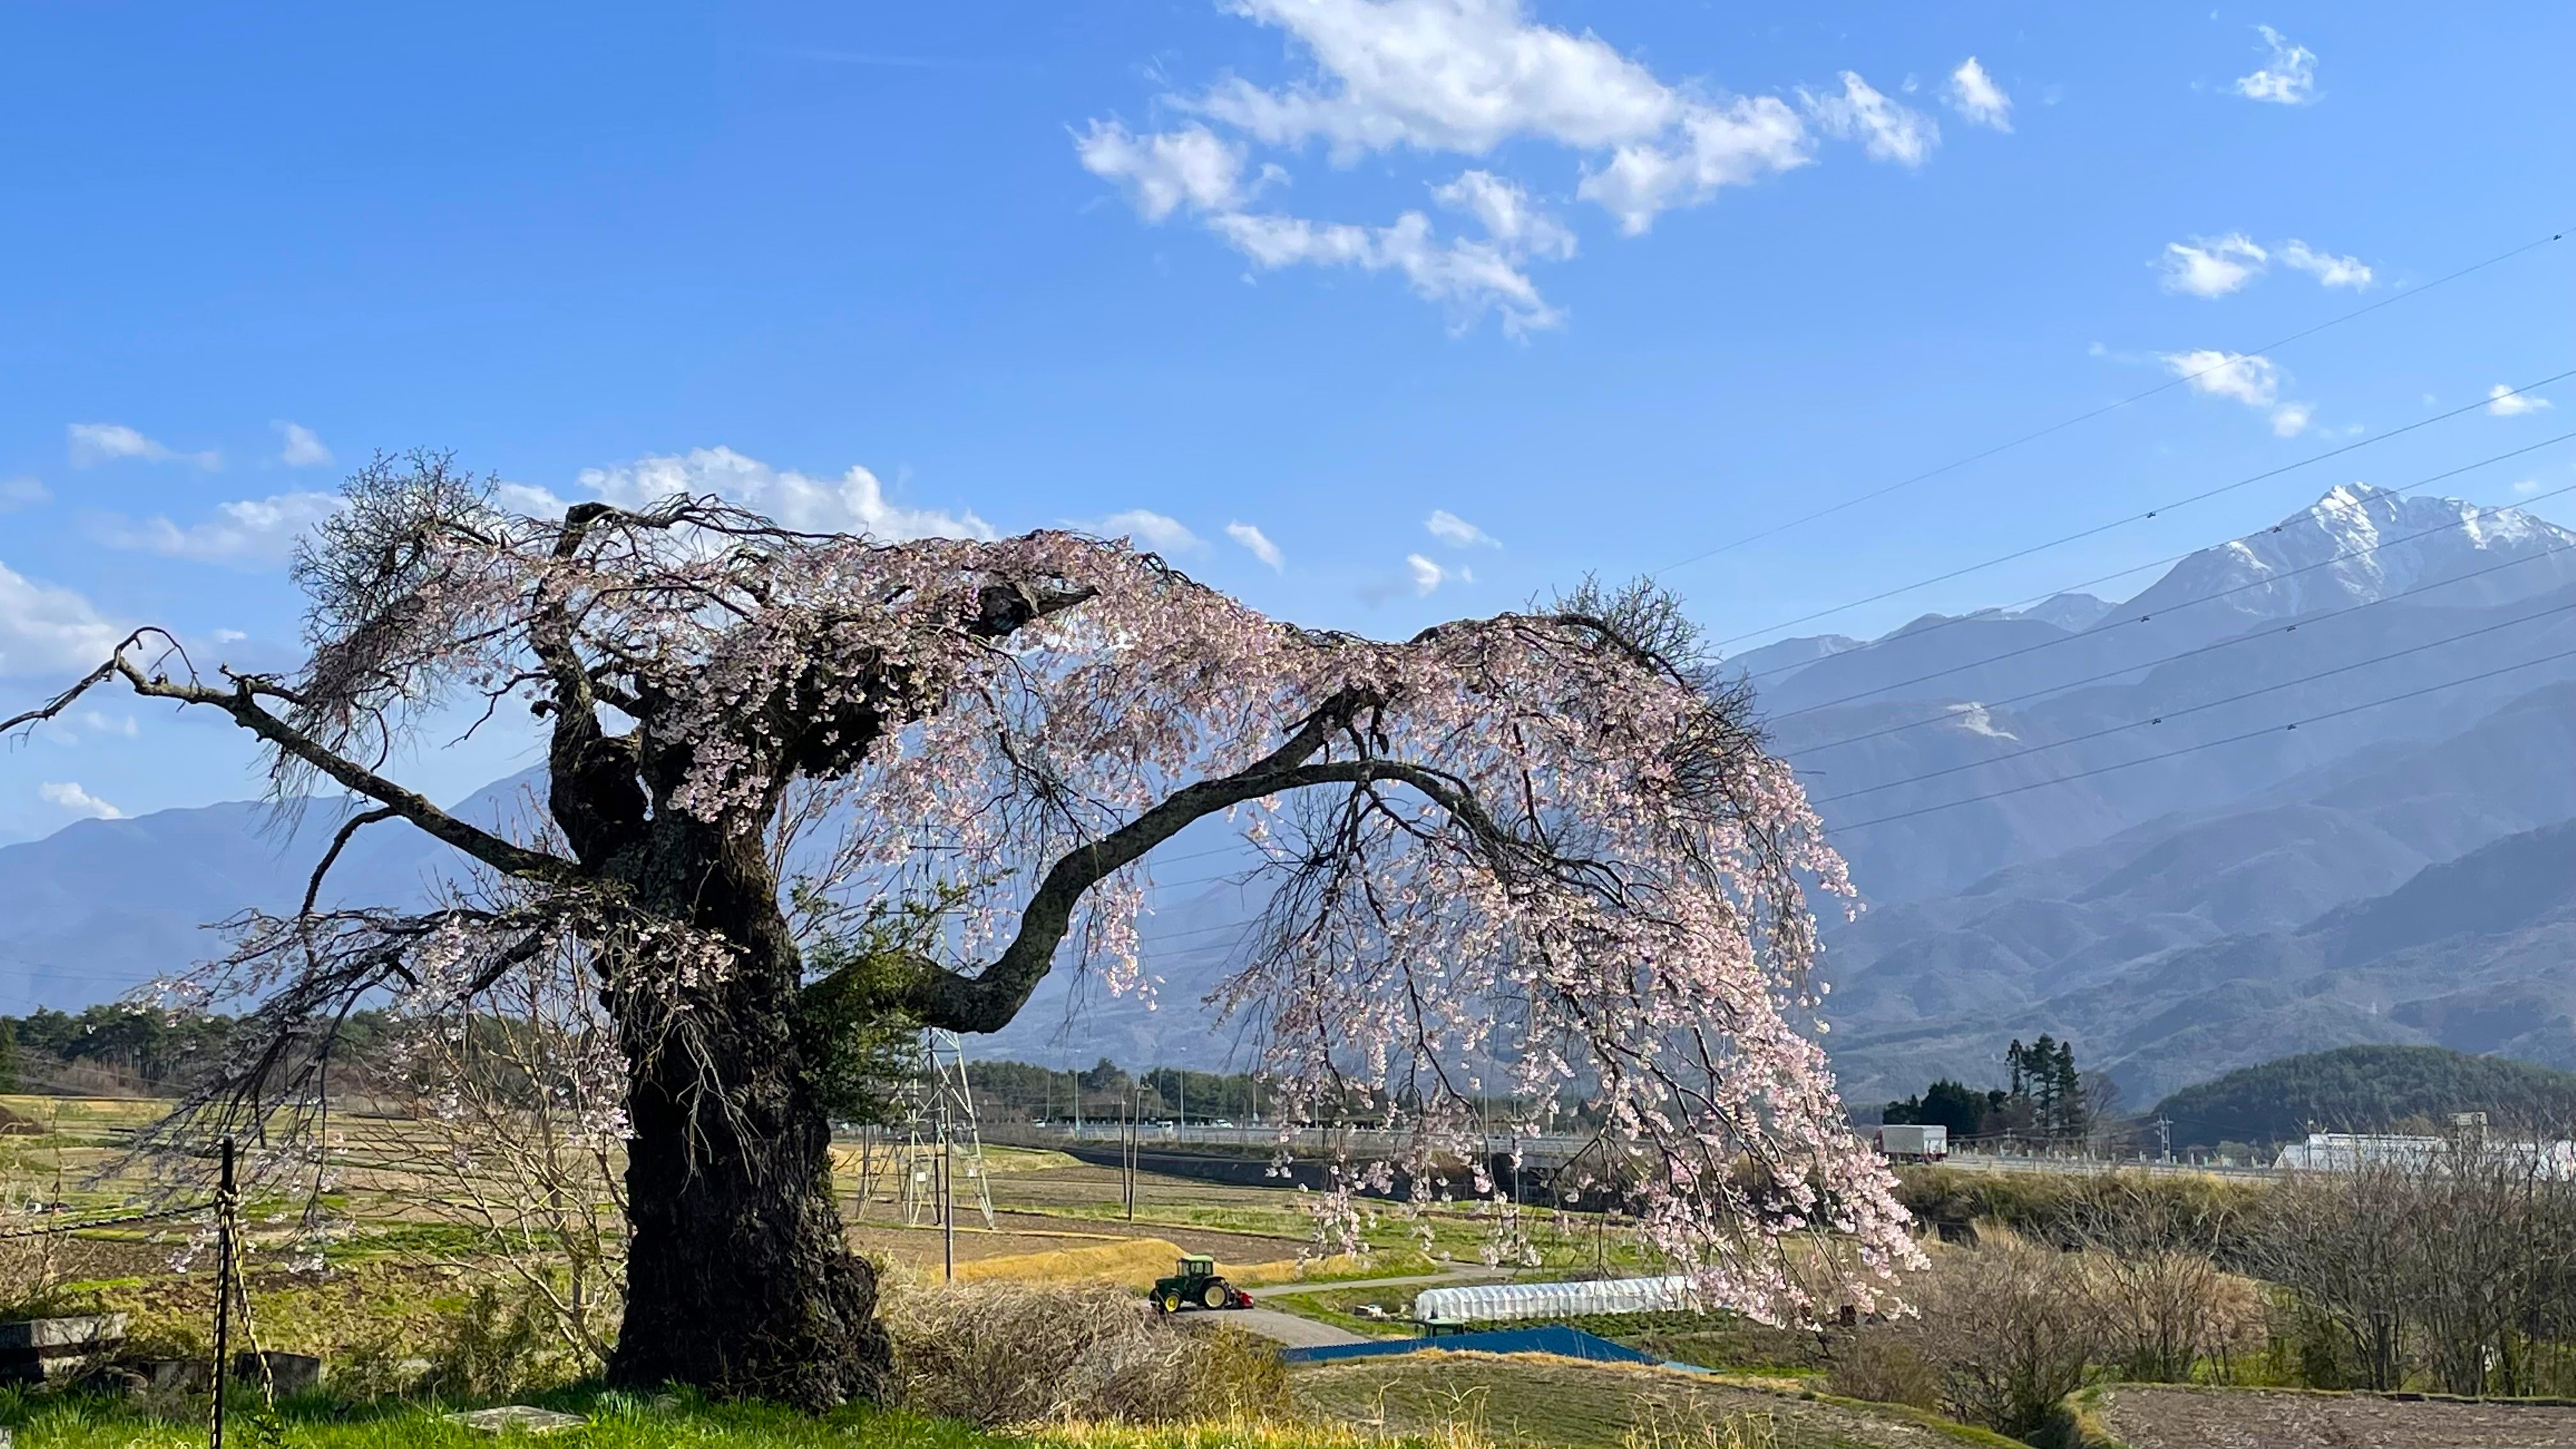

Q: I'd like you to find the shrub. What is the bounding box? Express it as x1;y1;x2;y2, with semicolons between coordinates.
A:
885;1280;1287;1427
1823;1331;1938;1411
1917;1227;2101;1438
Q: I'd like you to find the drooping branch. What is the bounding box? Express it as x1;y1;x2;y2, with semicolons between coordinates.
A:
6;635;579;885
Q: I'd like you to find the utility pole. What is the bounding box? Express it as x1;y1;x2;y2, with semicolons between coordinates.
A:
2154;1114;2173;1165
210;1135;236;1449
939;1098;956;1282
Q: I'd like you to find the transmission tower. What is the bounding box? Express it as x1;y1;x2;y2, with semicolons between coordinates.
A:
896;1029;995;1230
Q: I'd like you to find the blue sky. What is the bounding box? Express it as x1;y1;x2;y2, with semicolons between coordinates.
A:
2;1;2570;841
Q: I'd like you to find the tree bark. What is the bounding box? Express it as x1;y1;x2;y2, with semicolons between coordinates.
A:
599;822;889;1406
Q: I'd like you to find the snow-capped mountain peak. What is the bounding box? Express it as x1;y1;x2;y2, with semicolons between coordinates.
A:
2110;483;2576;632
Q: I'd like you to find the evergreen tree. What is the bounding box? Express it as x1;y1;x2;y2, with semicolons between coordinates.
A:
2052;1041;2086;1141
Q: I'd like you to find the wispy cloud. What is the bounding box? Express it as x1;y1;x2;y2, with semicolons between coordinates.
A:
1225;521;1284;571
2276;240;2372;289
275;421;334;467
38;781;126;820
1077;3;1953;332
2160;349;2313;435
0;477;49;512
2489;384;2556;417
566;447;992;541
1425;509;1501;548
1798;71;1938;166
1088;509;1204;553
2155;234;2371;297
94;492;346;565
1406;553;1450;595
1944;57;2012;132
0;559;120;677
2158;234;2267;298
2234;25;2317;105
68;422;220;470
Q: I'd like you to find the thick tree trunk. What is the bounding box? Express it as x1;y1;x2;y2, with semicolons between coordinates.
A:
601;827;889;1407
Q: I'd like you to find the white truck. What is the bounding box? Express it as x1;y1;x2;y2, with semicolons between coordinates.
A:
1875;1123;1948;1161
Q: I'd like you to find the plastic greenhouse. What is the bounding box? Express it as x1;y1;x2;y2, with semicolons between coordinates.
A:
1412;1275;1701;1324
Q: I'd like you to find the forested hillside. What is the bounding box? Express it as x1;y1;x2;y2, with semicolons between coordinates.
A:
2150;1044;2576;1149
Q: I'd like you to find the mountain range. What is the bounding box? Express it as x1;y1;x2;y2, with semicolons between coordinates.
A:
6;482;2575;1110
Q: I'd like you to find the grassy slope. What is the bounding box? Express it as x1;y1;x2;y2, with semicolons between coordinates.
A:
0;1388;1459;1449
1292;1352;2020;1449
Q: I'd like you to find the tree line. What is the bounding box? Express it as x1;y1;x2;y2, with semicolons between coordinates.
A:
1881;1034;2118;1146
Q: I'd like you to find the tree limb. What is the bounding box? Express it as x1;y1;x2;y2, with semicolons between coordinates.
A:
6;638;580;884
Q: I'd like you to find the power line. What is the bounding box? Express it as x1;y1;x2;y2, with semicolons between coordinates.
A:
1652;225;2569;581
1706;372;2573;652
1792;521;2576;762
1811;595;2576;805
1775;461;2576;737
1831;644;2576;831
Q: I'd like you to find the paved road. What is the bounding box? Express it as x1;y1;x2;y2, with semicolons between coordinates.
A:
1229;1307;1367;1348
1227;1265;1494;1349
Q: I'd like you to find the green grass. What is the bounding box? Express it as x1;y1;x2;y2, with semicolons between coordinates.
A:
0;1387;1470;1449
1291;1352;2019;1449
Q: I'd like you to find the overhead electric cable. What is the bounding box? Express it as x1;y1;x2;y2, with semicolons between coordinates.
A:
1832;645;2576;831
1705;372;2572;652
1811;596;2576;804
1791;512;2576;758
1768;452;2576;729
1652;226;2568;580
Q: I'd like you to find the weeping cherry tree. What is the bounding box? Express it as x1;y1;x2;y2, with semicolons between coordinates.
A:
3;453;1917;1405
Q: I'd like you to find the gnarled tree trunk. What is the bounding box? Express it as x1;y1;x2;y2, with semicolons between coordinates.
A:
595;818;889;1404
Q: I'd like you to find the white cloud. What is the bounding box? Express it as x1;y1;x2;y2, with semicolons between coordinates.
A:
1078;0;1886;320
2162;349;2280;407
1798;72;1938;167
1089;509;1204;552
275;421;334;468
2234;25;2317;105
1425;509;1500;548
1945;57;2012;132
211;628;249;644
38;781;126;820
1406;553;1449;594
1188;0;1683;156
1075;122;1248;221
2489;384;2556;417
2276;240;2372;289
2158;233;2267;298
1433;170;1575;259
0;477;49;512
1226;521;1285;571
1209;210;1560;334
0;560;120;677
1575;96;1808;235
2161;348;2315;436
573;447;993;540
2514;479;2542;494
79;710;137;738
67;422;219;470
97;491;346;564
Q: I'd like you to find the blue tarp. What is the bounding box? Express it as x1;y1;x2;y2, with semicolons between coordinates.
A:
1279;1325;1664;1367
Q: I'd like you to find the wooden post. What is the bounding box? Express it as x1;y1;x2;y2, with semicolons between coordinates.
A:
209;1136;235;1449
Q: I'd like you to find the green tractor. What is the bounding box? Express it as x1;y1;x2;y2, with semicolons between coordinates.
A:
1152;1254;1252;1313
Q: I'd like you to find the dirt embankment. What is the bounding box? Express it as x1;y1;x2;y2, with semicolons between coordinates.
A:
2099;1384;2576;1448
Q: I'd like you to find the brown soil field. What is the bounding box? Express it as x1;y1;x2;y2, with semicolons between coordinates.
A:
848;1209;1308;1274
2099;1384;2576;1448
